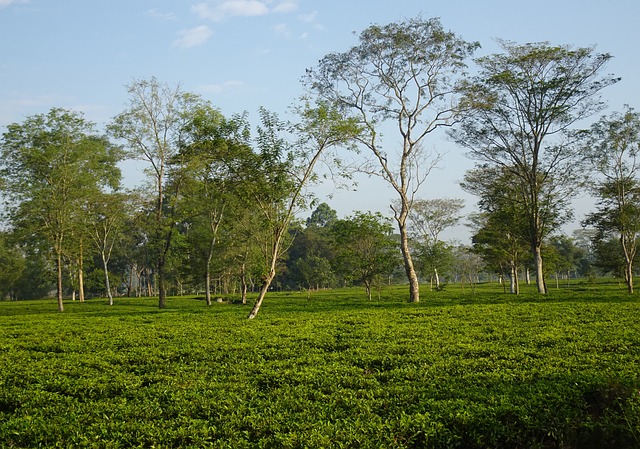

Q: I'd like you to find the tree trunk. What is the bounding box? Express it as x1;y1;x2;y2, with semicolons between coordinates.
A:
240;262;248;305
625;258;634;294
509;262;520;295
397;219;420;303
247;224;286;319
365;280;372;301
621;235;635;294
127;266;133;297
158;260;167;309
434;267;440;290
78;242;85;303
205;236;217;306
102;253;113;306
248;269;275;319
56;252;64;312
205;270;212;306
533;245;546;293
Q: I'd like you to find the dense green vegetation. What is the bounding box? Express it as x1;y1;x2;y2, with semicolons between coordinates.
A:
1;284;639;448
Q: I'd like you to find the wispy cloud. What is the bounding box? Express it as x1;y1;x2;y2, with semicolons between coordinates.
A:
147;8;178;22
273;1;298;13
273;23;291;38
192;0;298;21
298;10;324;31
0;0;28;8
173;25;213;48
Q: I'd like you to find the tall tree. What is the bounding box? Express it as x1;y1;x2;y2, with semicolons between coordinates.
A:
109;77;205;308
306;17;479;302
582;107;640;293
0;108;121;311
452;41;620;293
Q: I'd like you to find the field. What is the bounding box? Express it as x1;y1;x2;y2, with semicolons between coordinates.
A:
0;282;639;448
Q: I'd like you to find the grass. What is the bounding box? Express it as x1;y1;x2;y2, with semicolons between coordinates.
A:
0;281;639;448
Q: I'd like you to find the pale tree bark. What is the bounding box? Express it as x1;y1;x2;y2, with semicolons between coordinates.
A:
621;236;636;294
78;240;85;303
533;244;546;294
240;262;248;305
56;252;64;312
392;199;422;302
102;252;113;306
509;262;519;295
248;226;284;319
204;211;223;306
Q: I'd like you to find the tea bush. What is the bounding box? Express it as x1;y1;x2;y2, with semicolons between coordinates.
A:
0;284;639;448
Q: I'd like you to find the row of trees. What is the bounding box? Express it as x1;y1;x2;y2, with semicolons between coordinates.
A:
1;16;639;316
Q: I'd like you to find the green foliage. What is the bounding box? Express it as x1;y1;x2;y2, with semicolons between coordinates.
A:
0;287;639;448
331;212;400;299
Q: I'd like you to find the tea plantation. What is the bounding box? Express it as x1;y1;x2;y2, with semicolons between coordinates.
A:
0;283;639;448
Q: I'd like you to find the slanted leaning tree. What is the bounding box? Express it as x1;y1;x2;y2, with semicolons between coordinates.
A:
306;17;479;302
0;108;122;311
109;77;205;308
245;103;360;319
452;41;620;294
582;107;640;293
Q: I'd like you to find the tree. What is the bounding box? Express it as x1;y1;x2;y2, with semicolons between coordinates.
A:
246;103;360;319
109;77;205;308
546;235;586;288
462;165;531;294
582;107;640;293
306;202;338;228
452;245;485;293
86;191;132;305
0;108;121;311
408;198;464;289
0;232;25;300
285;203;338;291
306;17;479;303
452;41;620;294
177;106;254;305
331;212;399;300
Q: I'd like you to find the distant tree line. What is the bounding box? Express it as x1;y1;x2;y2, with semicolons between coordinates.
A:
1;17;638;315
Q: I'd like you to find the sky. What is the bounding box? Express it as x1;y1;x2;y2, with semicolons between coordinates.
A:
1;0;639;242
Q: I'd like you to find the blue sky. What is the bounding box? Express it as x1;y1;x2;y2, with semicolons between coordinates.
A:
1;0;639;240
